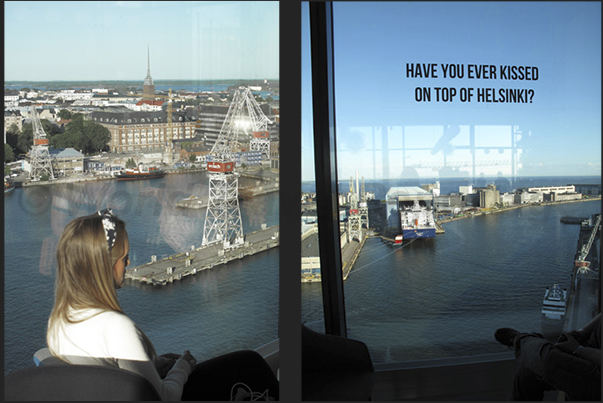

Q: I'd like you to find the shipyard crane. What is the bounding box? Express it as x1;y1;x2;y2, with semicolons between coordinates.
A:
574;214;601;283
27;107;55;181
202;87;271;248
245;89;273;159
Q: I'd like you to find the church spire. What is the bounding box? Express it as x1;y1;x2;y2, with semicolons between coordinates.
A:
147;44;151;76
142;45;155;101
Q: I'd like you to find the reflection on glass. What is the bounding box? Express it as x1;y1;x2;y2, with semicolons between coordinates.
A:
4;1;279;376
302;1;601;364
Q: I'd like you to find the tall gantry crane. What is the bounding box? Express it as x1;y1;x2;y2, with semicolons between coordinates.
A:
248;92;272;160
201;87;272;248
574;214;601;286
28;107;55;181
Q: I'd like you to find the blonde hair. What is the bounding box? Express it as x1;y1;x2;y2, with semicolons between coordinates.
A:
47;213;156;359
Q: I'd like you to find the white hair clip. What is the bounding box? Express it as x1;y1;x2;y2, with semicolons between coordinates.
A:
97;208;117;251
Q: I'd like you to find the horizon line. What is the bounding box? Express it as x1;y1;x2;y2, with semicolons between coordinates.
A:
301;174;602;183
5;78;280;83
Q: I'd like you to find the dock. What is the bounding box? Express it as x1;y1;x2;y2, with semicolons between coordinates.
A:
125;225;279;285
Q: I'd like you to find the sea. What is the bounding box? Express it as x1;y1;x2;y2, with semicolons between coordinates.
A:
301;175;601;363
4;172;279;375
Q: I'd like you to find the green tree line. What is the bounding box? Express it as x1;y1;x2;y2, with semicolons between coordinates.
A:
4;110;110;162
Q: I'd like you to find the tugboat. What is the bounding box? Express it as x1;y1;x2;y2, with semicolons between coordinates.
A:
115;165;164;181
4;178;15;194
541;283;567;336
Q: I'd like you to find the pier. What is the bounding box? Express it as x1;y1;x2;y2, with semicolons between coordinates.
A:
125;225;279;285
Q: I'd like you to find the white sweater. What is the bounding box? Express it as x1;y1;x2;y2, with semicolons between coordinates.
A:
47;308;192;401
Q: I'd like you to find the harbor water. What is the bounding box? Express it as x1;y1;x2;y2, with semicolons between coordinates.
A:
4;172;279;375
302;176;601;364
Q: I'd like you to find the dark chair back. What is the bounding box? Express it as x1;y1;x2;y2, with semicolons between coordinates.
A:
4;365;161;401
302;324;375;401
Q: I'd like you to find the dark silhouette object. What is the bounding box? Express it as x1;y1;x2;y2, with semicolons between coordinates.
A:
302;324;374;401
4;365;161;401
495;313;601;401
181;350;279;401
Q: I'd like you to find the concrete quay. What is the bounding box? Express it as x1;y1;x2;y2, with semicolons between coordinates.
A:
125;225;279;286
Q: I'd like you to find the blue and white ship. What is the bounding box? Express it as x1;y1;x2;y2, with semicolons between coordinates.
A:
401;199;436;240
386;186;436;243
541;284;567;336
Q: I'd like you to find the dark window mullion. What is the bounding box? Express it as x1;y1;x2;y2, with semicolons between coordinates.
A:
309;1;347;338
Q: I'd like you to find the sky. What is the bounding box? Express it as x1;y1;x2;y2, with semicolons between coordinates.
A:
302;1;601;181
4;1;279;81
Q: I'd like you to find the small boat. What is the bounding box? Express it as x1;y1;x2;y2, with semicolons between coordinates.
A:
4;178;15;194
115;166;164;180
175;195;209;209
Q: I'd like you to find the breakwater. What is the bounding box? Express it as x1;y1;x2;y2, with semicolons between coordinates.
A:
125;225;279;285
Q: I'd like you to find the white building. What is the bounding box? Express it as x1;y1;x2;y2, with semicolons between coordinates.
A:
525;185;575;194
459;185;473;195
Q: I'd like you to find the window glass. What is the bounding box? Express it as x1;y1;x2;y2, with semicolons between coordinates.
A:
303;1;601;363
4;1;279;374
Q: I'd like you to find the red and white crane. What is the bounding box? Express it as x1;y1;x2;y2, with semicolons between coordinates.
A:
201;87;271;248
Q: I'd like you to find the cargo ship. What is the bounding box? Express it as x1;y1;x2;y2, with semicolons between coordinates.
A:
385;187;436;243
400;199;436;240
115;166;164;180
541;283;567;336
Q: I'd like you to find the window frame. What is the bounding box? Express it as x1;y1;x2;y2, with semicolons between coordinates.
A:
308;1;347;338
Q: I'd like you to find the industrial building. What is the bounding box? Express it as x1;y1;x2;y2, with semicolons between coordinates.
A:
48;148;84;176
573;184;601;196
476;184;500;208
196;104;279;149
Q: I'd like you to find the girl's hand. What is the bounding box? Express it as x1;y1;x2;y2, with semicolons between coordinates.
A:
180;350;197;372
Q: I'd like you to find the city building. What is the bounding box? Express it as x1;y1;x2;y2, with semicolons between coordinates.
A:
515;191;543;204
475;184;500;208
49;148;84;176
174;138;212;162
270;141;279;170
572;184;601;196
459;185;473;195
434;194;465;212
4;110;24;132
89;110;196;153
543;192;582;202
196;104;279;149
522;185;575;194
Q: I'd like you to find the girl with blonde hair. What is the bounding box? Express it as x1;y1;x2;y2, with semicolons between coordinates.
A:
47;209;278;401
47;209;196;400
